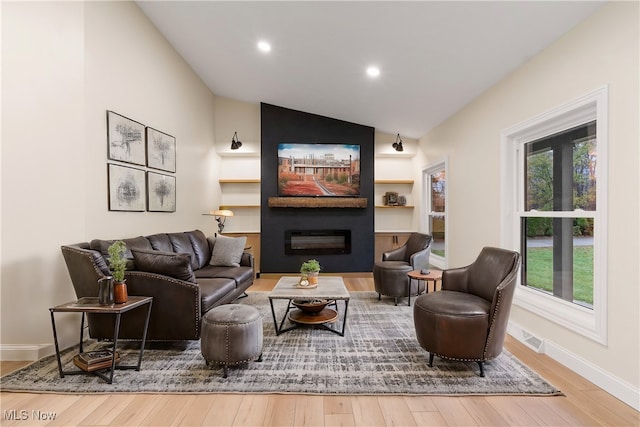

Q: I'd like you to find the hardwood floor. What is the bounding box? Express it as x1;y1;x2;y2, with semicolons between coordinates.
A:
1;276;638;426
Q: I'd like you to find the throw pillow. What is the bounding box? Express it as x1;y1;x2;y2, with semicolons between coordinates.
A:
130;249;196;283
209;235;247;267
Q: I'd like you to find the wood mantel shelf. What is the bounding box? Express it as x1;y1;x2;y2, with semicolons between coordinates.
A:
268;197;368;209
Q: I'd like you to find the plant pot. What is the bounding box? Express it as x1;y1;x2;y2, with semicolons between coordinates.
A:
113;281;128;304
307;272;319;285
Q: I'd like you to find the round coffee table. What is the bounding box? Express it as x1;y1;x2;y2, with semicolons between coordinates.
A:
406;270;443;306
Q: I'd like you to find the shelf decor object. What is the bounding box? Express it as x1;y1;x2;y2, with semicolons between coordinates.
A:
146;127;176;173
384;192;399;206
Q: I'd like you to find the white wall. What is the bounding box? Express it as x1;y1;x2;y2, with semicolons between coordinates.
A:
1;1;219;358
418;2;639;406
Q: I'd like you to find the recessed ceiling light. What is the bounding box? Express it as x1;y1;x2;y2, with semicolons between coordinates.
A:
257;40;271;53
366;66;380;78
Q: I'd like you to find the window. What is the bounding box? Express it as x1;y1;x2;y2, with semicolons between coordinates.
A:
522;123;596;308
423;161;447;268
501;87;608;344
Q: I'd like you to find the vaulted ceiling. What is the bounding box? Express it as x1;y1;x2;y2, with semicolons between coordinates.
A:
137;1;604;138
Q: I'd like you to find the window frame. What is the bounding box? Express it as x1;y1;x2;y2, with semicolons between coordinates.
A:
500;87;608;344
422;159;448;269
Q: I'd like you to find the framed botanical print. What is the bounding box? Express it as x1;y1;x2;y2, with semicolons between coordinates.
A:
146;127;176;173
108;164;147;211
107;111;146;166
385;192;399;206
147;171;176;212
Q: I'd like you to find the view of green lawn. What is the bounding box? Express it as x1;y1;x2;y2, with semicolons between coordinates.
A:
525;246;594;305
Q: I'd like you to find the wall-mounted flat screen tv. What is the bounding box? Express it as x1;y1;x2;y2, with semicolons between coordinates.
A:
278;143;360;197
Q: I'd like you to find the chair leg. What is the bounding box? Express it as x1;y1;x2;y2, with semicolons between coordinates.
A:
477;361;485;377
428;353;434;367
222;366;229;378
394;297;398;306
378;293;381;300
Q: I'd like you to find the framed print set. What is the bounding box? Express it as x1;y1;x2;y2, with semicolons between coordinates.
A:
106;111;176;212
107;111;146;166
147;172;176;212
108;164;146;212
146;127;176;173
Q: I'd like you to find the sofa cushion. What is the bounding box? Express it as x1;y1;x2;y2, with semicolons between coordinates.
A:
168;233;199;270
198;278;237;312
187;230;210;269
146;233;173;252
90;236;153;270
130;249;196;283
209;235;246;267
195;265;254;287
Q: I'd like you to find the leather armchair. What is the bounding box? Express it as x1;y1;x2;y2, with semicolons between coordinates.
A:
413;247;520;376
373;233;433;305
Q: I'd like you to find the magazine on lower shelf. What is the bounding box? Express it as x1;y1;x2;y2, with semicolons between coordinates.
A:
77;349;116;365
73;351;120;372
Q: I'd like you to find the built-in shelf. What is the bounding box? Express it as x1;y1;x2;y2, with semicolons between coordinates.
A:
268;197;368;209
374;180;414;185
217;151;260;158
219;205;260;209
218;179;261;184
375;205;415;209
375;152;415;158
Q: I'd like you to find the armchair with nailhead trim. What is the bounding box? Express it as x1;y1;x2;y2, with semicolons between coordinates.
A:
412;247;520;376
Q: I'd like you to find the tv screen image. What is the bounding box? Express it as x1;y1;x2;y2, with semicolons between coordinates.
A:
278;143;360;197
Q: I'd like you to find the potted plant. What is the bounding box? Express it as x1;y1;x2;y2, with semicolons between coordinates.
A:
300;259;321;285
107;240;128;303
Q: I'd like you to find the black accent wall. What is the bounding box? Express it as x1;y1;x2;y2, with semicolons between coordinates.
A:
260;103;375;273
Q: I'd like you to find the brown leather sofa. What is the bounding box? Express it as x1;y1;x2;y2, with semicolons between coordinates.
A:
373;233;433;305
61;230;254;341
413;246;520;376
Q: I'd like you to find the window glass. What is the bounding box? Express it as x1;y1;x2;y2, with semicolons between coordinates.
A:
521;122;596;308
430;171;446;213
522;217;594;307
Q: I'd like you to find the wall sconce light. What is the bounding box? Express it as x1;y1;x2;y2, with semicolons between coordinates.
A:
213;209;234;234
392;133;404;152
230;132;242;150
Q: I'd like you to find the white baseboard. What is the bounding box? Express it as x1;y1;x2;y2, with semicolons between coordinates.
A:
0;344;54;361
508;321;640;411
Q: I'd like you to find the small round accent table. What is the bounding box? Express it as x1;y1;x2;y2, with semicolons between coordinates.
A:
406;270;443;306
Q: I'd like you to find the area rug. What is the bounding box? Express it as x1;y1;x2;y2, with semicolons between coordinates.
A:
1;292;561;395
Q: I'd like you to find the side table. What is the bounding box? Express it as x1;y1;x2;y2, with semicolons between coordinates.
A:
407;270;443;306
49;296;153;384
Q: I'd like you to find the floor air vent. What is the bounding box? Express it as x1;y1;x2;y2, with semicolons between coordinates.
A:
522;330;545;353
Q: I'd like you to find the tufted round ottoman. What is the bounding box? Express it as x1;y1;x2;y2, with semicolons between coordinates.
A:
201;304;263;378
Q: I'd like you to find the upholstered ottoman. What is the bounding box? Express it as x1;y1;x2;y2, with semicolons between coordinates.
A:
201;304;263;378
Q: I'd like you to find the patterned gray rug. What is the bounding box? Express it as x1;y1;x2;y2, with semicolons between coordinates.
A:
1;292;561;395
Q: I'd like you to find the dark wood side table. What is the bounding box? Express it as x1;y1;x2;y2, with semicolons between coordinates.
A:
407;270;443;306
49;296;153;384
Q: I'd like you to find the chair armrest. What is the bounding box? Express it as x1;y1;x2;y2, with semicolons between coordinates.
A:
409;247;431;271
382;246;406;261
441;265;472;292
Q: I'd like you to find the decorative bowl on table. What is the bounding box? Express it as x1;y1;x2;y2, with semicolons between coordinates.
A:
292;299;329;314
